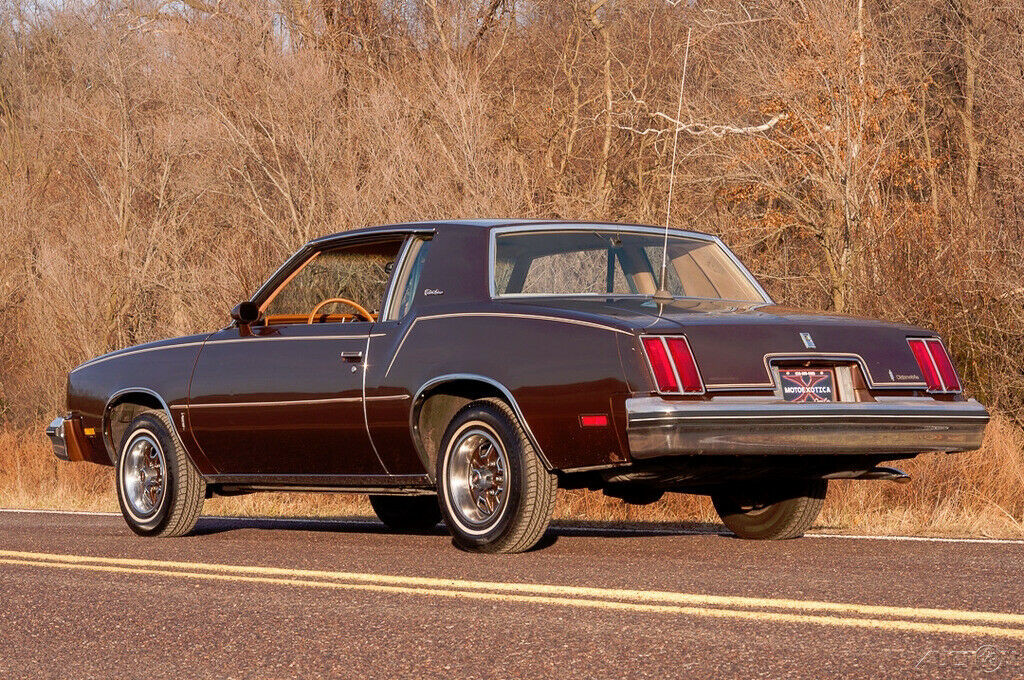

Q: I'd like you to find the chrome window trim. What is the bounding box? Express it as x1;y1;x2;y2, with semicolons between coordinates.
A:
253;225;438;305
487;224;773;304
250;229;433;315
380;236;415;322
382;235;433;322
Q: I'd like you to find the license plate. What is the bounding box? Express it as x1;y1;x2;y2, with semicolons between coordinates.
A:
779;368;836;403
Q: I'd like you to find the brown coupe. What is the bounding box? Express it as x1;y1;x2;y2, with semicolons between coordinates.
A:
47;220;989;552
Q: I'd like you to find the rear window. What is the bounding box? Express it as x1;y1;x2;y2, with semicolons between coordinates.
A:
492;229;765;302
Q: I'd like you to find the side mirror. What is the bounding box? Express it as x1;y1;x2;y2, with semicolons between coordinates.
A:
230;301;261;326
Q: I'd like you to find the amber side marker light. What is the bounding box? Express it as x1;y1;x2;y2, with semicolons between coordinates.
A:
580;415;609;427
907;338;962;393
641;335;705;395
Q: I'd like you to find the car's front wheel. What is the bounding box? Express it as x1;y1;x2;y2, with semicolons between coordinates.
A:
436;399;557;553
116;409;206;537
711;479;826;540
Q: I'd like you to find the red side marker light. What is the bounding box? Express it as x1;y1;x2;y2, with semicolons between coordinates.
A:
580;414;609;427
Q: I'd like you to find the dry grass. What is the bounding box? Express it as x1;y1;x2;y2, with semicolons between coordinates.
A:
4;413;1021;538
0;2;1022;542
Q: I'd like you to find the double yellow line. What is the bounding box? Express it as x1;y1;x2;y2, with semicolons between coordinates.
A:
3;549;1022;640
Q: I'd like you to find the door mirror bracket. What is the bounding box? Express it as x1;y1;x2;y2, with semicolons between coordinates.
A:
230;301;261;326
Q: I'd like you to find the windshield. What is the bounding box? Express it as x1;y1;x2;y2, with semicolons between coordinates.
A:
492;229;766;302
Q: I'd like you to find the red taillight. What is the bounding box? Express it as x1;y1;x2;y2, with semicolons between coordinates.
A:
926;339;962;392
665;337;705;393
907;339;941;390
908;338;961;393
641;336;704;395
641;337;678;392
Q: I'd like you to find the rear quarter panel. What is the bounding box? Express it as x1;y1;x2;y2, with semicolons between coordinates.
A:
373;305;634;472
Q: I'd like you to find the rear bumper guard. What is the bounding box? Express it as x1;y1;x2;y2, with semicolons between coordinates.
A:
625;397;990;459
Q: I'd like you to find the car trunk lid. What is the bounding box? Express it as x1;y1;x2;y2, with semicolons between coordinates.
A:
513;297;929;391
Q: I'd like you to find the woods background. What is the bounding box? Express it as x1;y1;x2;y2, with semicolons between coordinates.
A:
1;0;1021;534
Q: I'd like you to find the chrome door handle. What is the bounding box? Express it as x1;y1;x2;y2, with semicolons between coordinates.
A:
340;351;364;362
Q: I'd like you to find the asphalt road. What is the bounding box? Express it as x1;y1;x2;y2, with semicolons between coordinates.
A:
1;510;1021;679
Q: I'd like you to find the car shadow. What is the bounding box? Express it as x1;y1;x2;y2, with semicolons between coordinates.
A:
189;516;448;537
189;515;730;541
548;519;730;539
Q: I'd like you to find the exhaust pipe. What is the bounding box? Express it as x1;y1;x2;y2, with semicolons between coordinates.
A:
824;466;911;484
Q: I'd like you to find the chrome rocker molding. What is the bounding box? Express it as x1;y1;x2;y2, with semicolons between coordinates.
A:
625;397;990;459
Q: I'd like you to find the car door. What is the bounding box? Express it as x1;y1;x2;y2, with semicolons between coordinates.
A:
363;236;434;475
186;237;405;478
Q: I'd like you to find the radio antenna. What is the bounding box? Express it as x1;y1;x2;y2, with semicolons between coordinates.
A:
653;27;691;304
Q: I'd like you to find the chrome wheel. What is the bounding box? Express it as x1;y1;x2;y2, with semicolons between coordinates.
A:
122;433;166;518
445;426;508;527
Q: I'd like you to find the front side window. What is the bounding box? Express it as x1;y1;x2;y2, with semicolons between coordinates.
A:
263;239;403;324
493;229;765;303
388;238;431;320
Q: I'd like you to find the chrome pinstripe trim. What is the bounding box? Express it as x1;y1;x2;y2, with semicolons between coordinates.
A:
186;394;408;409
423;312;634;334
383;312;633;378
188;397;362;408
73;341;209;372
206;334;376;345
72;333;383;372
363;334;389;473
761;352;927;390
696;352;930;392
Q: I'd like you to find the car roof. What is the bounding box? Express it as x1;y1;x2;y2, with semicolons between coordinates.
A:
310;219;716;245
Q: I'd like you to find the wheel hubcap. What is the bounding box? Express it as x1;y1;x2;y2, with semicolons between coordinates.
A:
447;427;508;526
123;434;166;518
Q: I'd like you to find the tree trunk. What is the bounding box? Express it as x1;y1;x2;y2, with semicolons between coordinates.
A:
959;0;981;210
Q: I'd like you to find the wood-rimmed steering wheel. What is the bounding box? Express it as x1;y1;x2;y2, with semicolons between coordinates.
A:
307;297;375;324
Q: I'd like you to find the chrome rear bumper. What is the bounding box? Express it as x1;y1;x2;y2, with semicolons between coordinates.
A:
625;397;990;459
46;416;71;461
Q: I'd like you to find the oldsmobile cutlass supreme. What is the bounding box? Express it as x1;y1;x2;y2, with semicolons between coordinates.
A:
47;220;990;552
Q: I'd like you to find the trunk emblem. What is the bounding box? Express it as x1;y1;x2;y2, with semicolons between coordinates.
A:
800;332;816;349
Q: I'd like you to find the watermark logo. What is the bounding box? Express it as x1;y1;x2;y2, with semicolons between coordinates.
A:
916;645;1004;673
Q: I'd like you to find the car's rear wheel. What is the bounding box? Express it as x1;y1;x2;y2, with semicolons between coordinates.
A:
711;479;827;540
116;409;206;537
436;399;557;553
369;494;441;532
